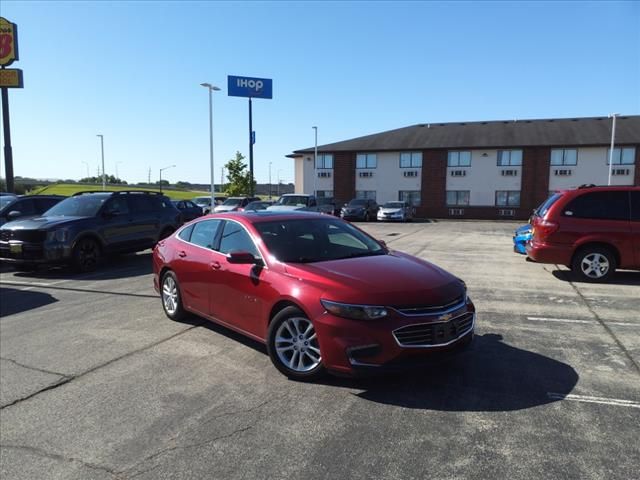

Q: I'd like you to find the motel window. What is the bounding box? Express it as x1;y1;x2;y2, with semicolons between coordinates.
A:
606;147;636;165
497;150;523;166
550;149;578;166
496;191;521;207
315;154;333;169
356;153;377;169
356;190;377;200
400;152;423;168
446;191;470;206
448;151;471;167
316;190;334;199
399;190;421;206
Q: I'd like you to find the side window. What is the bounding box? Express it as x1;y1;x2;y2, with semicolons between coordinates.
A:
630;192;640;222
35;198;59;212
190;220;221;249
218;221;259;256
565;191;630;221
129;195;155;213
106;196;129;215
176;201;185;209
14;199;36;215
187;201;197;209
177;224;194;242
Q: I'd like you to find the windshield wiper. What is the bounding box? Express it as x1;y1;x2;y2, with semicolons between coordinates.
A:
335;251;385;260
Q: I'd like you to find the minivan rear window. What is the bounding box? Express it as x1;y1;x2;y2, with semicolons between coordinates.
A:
535;193;562;218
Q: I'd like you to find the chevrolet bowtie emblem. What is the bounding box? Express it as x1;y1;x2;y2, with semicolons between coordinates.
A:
439;313;453;322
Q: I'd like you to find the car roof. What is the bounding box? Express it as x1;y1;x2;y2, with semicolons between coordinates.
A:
199;210;330;224
553;185;640;196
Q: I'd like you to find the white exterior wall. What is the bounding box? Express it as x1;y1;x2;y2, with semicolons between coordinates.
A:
297;154;334;195
446;150;522;206
354;152;422;203
548;147;636;191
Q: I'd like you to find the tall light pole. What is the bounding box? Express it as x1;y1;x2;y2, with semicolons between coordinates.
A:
201;83;221;207
115;161;123;181
96;134;105;190
269;161;272;199
312;126;318;196
277;169;283;196
159;164;176;194
607;113;620;186
81;161;89;179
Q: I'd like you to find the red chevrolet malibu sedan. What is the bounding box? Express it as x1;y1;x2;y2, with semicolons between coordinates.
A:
153;211;475;380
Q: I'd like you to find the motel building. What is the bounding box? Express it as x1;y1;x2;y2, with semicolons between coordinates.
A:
288;115;640;220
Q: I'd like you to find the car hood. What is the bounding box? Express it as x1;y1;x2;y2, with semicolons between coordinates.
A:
214;205;239;212
0;216;88;231
267;205;305;211
379;208;403;214
285;251;463;307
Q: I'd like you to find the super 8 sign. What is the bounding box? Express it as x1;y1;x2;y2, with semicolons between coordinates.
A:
0;17;19;67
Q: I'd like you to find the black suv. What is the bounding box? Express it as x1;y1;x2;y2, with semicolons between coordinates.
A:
0;190;182;272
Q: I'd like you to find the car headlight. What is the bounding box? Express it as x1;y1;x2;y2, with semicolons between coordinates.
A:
320;299;388;320
46;229;68;242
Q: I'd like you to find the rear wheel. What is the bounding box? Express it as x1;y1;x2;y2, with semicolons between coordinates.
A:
72;238;101;272
364;212;370;222
267;306;325;381
161;271;188;321
571;246;616;282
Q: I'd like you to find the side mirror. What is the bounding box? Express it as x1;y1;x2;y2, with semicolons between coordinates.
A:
379;240;388;249
7;210;22;219
227;250;263;266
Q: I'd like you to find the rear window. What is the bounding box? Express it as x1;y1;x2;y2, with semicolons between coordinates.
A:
564;191;630;221
630;191;640;222
535;193;562;218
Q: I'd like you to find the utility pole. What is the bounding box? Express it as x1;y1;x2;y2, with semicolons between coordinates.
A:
96;134;105;190
269;161;272;199
220;166;224;193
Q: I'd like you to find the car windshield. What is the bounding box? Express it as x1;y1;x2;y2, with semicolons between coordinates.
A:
276;196;309;206
383;202;404;208
255;218;385;263
193;197;211;206
0;196;16;210
534;193;562;218
348;199;367;206
223;198;243;206
44;195;109;217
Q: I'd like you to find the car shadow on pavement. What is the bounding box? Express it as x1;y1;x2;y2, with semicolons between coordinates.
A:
552;269;640;286
337;333;579;412
0;287;58;317
9;252;153;281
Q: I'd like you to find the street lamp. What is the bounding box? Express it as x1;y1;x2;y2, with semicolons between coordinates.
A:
269;161;272;199
277;169;283;196
607;113;620;186
312;126;318;196
96;134;105;190
159;164;176;194
201;83;221;207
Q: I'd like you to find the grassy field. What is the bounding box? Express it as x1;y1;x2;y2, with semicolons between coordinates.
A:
29;184;213;200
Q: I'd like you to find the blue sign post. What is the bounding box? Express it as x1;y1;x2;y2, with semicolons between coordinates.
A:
228;75;273;195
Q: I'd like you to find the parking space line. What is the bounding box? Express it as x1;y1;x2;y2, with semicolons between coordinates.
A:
527;316;638;327
547;393;640;409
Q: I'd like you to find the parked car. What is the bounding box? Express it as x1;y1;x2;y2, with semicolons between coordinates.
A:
213;196;261;213
513;224;532;254
266;194;333;214
0;190;182;272
171;200;203;222
341;198;379;221
318;197;340;216
153;211;474;380
0;195;65;227
244;200;274;211
526;185;640;282
377;201;414;222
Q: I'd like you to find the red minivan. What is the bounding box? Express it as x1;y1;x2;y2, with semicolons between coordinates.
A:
526;186;640;282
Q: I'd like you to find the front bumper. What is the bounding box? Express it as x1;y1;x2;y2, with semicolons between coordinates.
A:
0;240;71;265
313;297;476;376
341;213;366;221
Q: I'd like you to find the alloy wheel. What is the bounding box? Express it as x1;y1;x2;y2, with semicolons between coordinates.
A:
580;253;610;279
274;317;321;372
162;275;178;315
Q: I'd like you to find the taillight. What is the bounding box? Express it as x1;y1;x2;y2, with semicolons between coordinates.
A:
535;220;558;240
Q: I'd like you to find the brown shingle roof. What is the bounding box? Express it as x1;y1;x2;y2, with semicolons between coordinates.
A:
291;115;640;154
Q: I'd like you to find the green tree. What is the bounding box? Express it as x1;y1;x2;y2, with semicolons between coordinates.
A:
224;151;255;196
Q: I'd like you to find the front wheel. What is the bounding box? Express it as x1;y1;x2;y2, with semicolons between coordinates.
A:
267;306;325;381
72;238;101;272
571;246;616;282
161;271;188;321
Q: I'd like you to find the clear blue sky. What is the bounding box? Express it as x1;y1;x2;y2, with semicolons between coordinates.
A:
1;1;639;185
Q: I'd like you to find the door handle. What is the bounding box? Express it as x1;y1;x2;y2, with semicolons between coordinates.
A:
211;261;221;270
178;251;187;258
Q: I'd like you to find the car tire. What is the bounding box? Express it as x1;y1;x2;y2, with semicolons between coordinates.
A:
160;271;188;321
72;238;102;273
571;246;616;283
267;306;326;381
364;213;370;222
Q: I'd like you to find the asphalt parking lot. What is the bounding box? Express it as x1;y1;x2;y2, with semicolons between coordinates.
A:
1;220;639;480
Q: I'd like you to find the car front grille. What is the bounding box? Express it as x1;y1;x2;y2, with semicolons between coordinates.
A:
394;295;465;316
0;230;47;242
393;312;474;347
0;231;10;242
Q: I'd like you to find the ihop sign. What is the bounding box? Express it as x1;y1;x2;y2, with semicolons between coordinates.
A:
227;75;273;99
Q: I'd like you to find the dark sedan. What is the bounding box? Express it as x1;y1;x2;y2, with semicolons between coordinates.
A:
340;198;379;221
171;200;203;222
